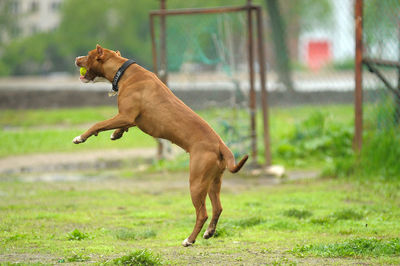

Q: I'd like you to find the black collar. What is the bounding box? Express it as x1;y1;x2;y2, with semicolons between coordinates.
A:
112;59;136;92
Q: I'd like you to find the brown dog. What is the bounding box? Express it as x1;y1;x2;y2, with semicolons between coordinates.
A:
73;44;248;246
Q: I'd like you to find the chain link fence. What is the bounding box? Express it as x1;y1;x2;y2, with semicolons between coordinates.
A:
151;7;257;164
265;0;355;167
150;0;359;168
357;0;400;178
362;0;400;131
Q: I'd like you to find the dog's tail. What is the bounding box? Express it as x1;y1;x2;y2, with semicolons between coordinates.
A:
220;142;249;173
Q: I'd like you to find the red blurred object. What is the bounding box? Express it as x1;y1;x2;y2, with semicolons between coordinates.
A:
307;40;332;71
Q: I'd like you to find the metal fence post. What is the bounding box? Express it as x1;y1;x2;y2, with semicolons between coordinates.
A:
157;0;168;159
247;0;258;164
354;0;363;153
255;7;271;166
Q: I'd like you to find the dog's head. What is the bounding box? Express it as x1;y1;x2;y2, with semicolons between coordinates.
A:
75;44;121;83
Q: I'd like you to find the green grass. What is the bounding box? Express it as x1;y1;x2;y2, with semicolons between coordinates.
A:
58;253;90;263
200;104;353;168
114;228;157;241
66;229;89;241
283;208;313;219
2;104;400;264
110;249;163;265
0;105;354;167
0;172;399;264
293;238;400;258
0;127;155;157
0;106;117;128
0;106;157;157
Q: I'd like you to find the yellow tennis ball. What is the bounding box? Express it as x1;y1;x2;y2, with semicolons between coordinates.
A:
80;67;87;76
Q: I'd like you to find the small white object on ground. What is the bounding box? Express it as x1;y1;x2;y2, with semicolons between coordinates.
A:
265;165;286;178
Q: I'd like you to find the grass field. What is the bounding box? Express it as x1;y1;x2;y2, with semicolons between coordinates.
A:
0;104;353;162
1;104;399;264
1;171;399;264
0;107;155;158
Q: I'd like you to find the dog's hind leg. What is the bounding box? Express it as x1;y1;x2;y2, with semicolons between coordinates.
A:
182;151;220;247
203;171;223;239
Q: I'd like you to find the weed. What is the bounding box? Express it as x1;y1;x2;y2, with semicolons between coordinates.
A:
270;257;297;265
292;238;400;257
213;226;233;238
111;249;163;265
276;111;353;163
283;208;313;219
338;229;355;235
232;217;265;228
213;218;265;237
4;233;27;243
66;229;88;241
114;228;156;240
321;156;355;178
0;263;44;266
244;201;262;207
327;96;400;180
58;253;90;263
310;217;333;225
269;220;298;231
310;209;363;225
361;128;400;180
332;209;364;221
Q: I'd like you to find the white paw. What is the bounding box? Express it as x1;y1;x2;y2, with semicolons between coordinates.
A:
73;135;84;144
181;238;194;247
110;133;116;140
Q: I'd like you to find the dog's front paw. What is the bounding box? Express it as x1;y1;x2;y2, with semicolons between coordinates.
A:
181;238;194;247
72;135;85;144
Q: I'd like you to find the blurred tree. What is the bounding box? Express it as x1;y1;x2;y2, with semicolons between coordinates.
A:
265;0;332;91
265;0;293;91
1;33;60;75
0;0;20;75
0;0;333;76
0;0;20;43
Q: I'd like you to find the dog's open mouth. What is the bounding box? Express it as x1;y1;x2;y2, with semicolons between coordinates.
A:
80;72;90;83
79;67;96;83
79;69;108;84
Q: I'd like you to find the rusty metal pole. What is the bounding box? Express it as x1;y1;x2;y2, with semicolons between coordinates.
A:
354;0;363;153
255;7;271;166
157;0;167;159
160;0;168;84
150;15;158;76
396;19;400;123
247;0;257;164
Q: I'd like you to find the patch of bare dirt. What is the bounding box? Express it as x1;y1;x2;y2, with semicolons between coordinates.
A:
0;148;156;175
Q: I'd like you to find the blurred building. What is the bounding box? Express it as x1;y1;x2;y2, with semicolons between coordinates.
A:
2;0;63;41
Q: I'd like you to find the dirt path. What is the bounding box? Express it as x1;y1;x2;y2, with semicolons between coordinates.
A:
0;148;157;175
0;147;319;183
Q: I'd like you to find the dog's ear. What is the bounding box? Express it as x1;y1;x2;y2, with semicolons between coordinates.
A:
96;44;106;61
115;50;121;56
96;44;104;56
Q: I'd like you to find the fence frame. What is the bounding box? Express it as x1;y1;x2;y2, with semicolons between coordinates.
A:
356;0;400;151
354;0;363;153
149;0;271;166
